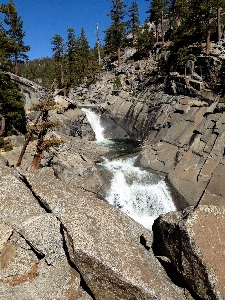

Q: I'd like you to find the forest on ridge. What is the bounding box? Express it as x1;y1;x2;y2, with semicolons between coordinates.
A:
0;0;225;138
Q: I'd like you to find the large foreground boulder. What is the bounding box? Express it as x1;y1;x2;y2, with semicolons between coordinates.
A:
25;167;187;300
153;205;225;300
0;161;90;300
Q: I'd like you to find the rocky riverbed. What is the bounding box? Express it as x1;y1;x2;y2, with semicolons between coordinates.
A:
1;49;225;299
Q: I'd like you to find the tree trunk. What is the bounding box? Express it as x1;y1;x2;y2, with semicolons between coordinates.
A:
17;135;32;167
173;4;179;28
30;149;43;170
156;24;159;43
14;54;19;76
184;61;189;86
98;44;101;65
117;46;121;66
132;30;135;47
0;114;5;136
161;12;164;44
217;6;222;42
59;59;66;96
16;111;42;167
30;111;48;170
206;16;211;55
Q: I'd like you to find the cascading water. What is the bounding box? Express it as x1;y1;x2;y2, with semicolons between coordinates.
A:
83;108;176;230
82;108;105;142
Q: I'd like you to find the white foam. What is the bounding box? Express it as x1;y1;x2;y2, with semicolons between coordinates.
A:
100;157;175;230
83;109;176;230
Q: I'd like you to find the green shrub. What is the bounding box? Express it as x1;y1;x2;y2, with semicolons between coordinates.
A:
7;129;18;136
3;143;13;152
113;75;122;90
0;137;5;148
0;137;13;151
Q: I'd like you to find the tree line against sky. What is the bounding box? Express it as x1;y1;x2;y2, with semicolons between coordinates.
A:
0;0;225;138
2;0;225;89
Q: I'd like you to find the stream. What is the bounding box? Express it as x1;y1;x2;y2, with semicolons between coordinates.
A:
82;108;175;230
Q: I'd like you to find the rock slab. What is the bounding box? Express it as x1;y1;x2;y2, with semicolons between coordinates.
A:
153;205;225;300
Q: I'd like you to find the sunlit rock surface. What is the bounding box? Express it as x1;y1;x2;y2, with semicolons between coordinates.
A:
153;205;225;300
24;167;187;300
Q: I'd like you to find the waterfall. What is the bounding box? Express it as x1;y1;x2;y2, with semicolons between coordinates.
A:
83;108;176;230
82;108;105;142
100;157;175;230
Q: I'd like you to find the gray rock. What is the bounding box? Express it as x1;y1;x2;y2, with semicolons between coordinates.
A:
0;255;83;300
0;164;85;299
25;168;187;300
153;205;225;300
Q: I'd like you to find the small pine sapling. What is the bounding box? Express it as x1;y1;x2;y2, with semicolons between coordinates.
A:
17;93;64;168
113;75;122;90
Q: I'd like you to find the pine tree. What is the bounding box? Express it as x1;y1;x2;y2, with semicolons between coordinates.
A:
28;94;63;170
18;57;56;88
169;0;187;29
65;27;77;90
176;47;195;83
75;28;91;83
1;0;30;75
172;0;204;48
51;34;65;94
105;0;127;66
149;0;170;44
0;24;13;71
127;2;140;47
0;73;25;136
136;23;155;58
171;0;225;53
201;0;225;52
215;0;225;42
0;2;26;136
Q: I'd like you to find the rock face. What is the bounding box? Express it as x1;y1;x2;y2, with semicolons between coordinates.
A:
139;97;225;207
4;47;225;299
0;161;89;300
153;205;225;300
24;168;187;300
8;72;48;110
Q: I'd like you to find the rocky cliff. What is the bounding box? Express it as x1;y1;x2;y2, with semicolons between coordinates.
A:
1;46;225;299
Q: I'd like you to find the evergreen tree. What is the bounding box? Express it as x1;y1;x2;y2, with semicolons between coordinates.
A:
136;23;155;58
28;94;63;169
75;28;90;81
105;0;127;66
172;0;204;48
1;0;30;75
0;24;13;71
216;0;223;41
0;73;25;136
18;57;56;88
127;1;140;47
147;0;161;43
75;27;101;85
171;0;225;54
65;27;77;90
200;0;225;53
169;0;187;29
51;34;65;94
0;2;26;137
176;47;195;83
149;0;170;44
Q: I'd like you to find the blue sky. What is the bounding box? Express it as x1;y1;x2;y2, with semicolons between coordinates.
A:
1;0;149;60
